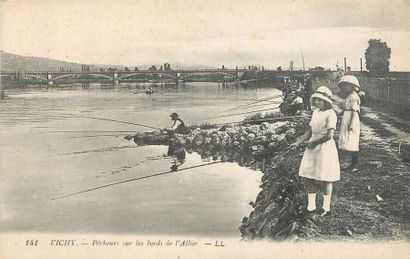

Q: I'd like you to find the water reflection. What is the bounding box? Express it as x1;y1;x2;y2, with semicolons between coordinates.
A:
167;139;187;171
0;82;278;235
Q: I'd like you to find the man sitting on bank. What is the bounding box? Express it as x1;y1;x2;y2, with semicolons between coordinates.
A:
166;112;190;135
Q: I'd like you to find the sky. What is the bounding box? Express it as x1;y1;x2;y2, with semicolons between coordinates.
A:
1;0;410;70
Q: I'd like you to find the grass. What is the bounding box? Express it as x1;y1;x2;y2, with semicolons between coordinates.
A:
189;122;218;130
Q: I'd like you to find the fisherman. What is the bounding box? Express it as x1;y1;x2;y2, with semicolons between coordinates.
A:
166;112;190;135
303;74;314;111
288;91;305;115
145;87;154;94
280;91;304;116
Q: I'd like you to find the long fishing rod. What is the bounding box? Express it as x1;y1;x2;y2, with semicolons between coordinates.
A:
226;94;283;111
238;101;283;109
212;115;310;126
151;93;264;102
74;115;162;130
67;134;126;138
52;161;222;200
46;130;137;133
206;107;280;120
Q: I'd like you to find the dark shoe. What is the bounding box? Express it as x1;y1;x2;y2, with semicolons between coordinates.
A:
302;209;317;219
317;208;332;217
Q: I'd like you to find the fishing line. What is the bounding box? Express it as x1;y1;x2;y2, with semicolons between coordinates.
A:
52;161;222;200
205;107;280;120
212;115;309;126
66;134;126;138
46;130;137;133
226;94;283;111
73;115;162;130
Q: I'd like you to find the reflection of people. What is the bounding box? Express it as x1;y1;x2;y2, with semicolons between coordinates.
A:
338;75;361;172
290;86;340;217
166;112;190;134
167;142;186;171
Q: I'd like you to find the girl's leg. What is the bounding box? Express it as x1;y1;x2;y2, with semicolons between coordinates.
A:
351;151;359;169
322;182;333;212
306;179;317;211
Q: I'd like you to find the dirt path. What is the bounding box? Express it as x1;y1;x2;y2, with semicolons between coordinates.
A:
313;105;410;240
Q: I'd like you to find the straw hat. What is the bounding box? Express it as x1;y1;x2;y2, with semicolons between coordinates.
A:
311;86;333;105
338;75;360;91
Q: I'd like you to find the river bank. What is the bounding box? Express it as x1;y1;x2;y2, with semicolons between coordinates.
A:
130;104;410;241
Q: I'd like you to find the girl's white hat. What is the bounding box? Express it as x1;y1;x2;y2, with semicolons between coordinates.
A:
338;75;360;91
311;86;333;104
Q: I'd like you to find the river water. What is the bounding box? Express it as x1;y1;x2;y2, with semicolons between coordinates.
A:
0;82;282;236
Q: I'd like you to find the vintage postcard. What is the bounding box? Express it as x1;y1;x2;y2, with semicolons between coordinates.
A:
0;0;409;258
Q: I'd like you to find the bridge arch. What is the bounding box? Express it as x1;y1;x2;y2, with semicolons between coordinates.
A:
53;73;114;81
23;74;47;81
179;71;237;80
117;72;177;81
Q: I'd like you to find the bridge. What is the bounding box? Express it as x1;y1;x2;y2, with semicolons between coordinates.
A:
0;69;247;85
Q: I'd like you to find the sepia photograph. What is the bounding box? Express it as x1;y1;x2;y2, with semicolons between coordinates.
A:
0;0;409;258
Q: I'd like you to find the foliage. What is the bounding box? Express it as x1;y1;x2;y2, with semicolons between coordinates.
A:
189;122;217;130
365;39;391;74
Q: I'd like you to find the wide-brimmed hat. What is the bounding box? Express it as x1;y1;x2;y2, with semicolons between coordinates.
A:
311;86;333;105
338;75;360;91
170;112;179;118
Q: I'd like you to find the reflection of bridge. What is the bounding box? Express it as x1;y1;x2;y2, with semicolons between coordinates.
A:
0;69;247;85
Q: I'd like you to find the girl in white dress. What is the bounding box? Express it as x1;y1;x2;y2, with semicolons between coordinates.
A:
290;86;340;216
338;75;361;172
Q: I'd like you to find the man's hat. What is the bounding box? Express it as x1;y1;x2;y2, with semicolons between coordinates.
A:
170;112;179;118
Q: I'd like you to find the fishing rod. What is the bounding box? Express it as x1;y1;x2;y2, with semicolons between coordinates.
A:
150;93;264;102
206;107;280;120
211;115;310;126
74;115;162;130
226;94;283;111
67;134;126;138
238;101;283;109
46;130;137;133
52;161;222;200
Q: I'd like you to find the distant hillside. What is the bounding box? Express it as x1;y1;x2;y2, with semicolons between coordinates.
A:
0;51;216;72
0;51;125;72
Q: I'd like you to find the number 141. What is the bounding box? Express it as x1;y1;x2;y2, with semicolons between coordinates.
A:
26;239;38;246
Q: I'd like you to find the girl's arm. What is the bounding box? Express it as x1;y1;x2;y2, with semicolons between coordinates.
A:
348;94;361;131
348;111;359;131
290;126;312;147
308;128;334;149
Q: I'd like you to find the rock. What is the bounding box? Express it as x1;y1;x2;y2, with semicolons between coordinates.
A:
376;195;384;201
203;137;212;145
247;132;256;140
193;135;203;146
264;202;277;214
353;227;367;234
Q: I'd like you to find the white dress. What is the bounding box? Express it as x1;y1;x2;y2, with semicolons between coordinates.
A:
299;109;341;182
339;92;361;151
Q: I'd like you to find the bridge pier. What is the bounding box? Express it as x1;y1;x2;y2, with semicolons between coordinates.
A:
175;72;180;86
113;73;119;86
